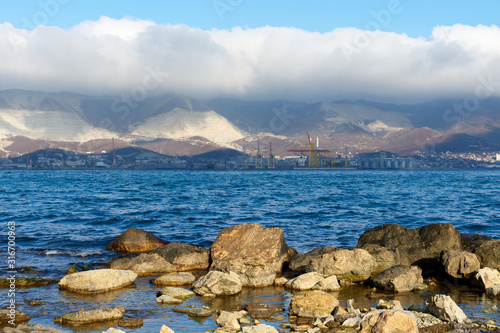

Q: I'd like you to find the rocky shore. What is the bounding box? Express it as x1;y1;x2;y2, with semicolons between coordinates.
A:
3;223;500;333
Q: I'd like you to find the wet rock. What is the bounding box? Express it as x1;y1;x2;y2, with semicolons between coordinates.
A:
440;250;480;279
151;242;210;271
342;316;362;329
289;247;377;282
58;269;137;294
312;315;334;328
107;228;167;253
359;310;418;333
376;299;404;311
359;244;398;273
66;263;95;275
285;272;324;290
157;287;195;299
210;223;296;287
425;294;467;323
474;240;500;270
152;272;196;286
274;277;288;286
471;267;500;289
418;322;480;333
216;311;241;330
118;318;143;328
358;223;461;265
486;286;500;297
156;295;183;304
289;290;339;318
0;310;31;325
159;325;175;333
3;325;69;333
109;253;176;275
334;312;357;323
241;324;279;332
368;265;424;292
192;271;242;297
172;307;214;317
54;306;125;325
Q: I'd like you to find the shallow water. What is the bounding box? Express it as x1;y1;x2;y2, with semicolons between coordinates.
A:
1;169;499;332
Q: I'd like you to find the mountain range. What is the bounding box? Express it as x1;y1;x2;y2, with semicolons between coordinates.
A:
0;89;499;158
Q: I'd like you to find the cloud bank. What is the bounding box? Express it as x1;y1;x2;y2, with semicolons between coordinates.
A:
1;17;499;103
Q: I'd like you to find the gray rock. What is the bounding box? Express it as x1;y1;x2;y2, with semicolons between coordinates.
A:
312;315;335;328
474;240;500;270
152;272;196;286
151;242;210;271
156;295;184;304
216;311;241;330
359;244;398;273
284;272;324;290
54;306;125;325
157;287;195;299
425;294;467;323
210;223;296;287
472;267;500;289
368;265;424;292
110;253;176;275
440;250;480;279
313;275;340;291
341;316;362;329
192;271;242;297
289;247;377;282
58;269;137;294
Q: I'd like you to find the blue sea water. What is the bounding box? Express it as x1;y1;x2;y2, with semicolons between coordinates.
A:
1;169;499;332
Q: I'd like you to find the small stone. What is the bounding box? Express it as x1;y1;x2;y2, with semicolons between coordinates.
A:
274;277;288;286
157;287;195;299
118;318;143;328
153;272;196;286
157;295;183;304
217;311;241;330
159;325;175;333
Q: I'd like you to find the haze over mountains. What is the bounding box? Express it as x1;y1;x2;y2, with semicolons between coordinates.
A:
0;89;499;158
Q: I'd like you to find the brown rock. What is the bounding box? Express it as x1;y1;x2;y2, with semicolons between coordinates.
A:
210;223;296;287
107;228;166;253
54;306;125;325
360;244;398;273
359;310;418;333
461;234;491;252
368;265;424;292
474;240;500;270
288;290;339;318
418;223;461;258
118;318;143;328
440;250;480;279
0;310;31;325
152;242;210;271
109;253;176;275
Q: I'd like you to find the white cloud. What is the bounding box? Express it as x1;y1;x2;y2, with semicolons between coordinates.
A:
0;17;499;103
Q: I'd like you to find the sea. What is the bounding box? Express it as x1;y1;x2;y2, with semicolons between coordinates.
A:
1;169;499;332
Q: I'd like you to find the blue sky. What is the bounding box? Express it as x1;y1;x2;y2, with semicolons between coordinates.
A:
1;0;498;37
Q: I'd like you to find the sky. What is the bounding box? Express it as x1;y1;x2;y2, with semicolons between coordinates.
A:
0;0;499;103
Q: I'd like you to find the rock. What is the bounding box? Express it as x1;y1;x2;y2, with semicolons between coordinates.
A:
159;325;175;333
274;277;288;286
241;324;279;332
156;295;184;304
152;272;196;286
486;286;500;297
418;322;480;333
471;267;500;289
376;300;404;311
359;244;398;273
425;294;467;323
289;290;339;318
109;253;176;275
107;228;167;253
358;223;461;265
217;311;241;330
3;324;69;333
312;315;335;328
157;287;195;299
334;312;356;323
118;318;143;328
289;247;377;282
461;233;492;252
412;312;443;328
102;329;125;333
58;269;137;294
285;272;324;290
341;316;362;329
0;310;31;325
210;223;296;287
440;250;480;279
54;306;125;325
359;310;418;333
192;271;242;297
368;265;424;292
151;242;210;271
172;307;214;317
66;263;95;275
313;275;341;291
474;240;500;270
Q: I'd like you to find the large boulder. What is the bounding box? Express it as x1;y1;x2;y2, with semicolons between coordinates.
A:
359;310;418;333
59;269;137;294
440;250;480;279
461;233;491;252
210;223;296;287
54;306;125;325
288;290;339;318
425;295;467;323
471;267;500;289
368;265;424;292
107;228;166;253
359;244;398;273
289;247;377;282
151;242;210;271
192;271;242;297
358;223;461;265
473;240;500;270
109;253;176;275
284;272;340;291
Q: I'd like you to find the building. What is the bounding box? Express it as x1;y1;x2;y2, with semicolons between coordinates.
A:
357;151;416;169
